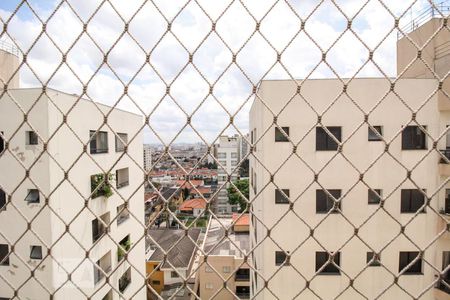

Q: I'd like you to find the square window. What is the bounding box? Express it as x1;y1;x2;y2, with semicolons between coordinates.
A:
171;271;179;278
116;168;129;189
315;252;340;274
0;131;4;153
275;127;289;142
0;244;9;266
366;252;381;266
275;251;289;266
401;189;426;213
402;126;427;150
26;131;38;145
368;126;383;141
25;189;40;204
0;189;6;210
30;245;43;260
316;189;341;213
115;133;127;152
275;189;290;204
90;130;108;154
399;251;422;274
316;127;341;151
223;266;231;273
368;189;382;205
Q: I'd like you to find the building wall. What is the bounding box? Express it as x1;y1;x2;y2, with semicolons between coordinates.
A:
0;89;146;300
147;261;164;295
250;78;449;299
216;136;240;214
0;48;19;89
144;145;152;172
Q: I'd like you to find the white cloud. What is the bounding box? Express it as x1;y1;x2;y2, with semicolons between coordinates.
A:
0;0;432;143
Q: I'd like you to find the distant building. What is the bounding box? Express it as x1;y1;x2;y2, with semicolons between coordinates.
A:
195;216;251;299
144;144;152;172
146;228;201;298
215;135;241;214
179;198;207;217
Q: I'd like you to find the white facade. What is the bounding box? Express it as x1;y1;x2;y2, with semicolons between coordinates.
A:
0;89;146;300
215;135;240;214
143;144;152;172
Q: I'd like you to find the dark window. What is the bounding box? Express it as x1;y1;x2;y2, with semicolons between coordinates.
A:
115;133;127;152
368;126;383;141
275;127;289;142
316;127;341;151
0;189;6;210
366;252;381;266
445;190;450;214
25;189;40;203
368;189;382;205
118;235;131;262
402;126;427;150
119;268;131;292
316;189;341;213
0;244;9;266
116;168;129;189
30;246;43;260
235;268;250;281
152;280;161;285
92;218;105;243
171;271;179;278
275;251;288;266
90;130;108;154
399;251;422;274
0;131;4;153
315;252;340;274
26;131;38;145
401;189;426;213
236;286;250;298
275;189;290;204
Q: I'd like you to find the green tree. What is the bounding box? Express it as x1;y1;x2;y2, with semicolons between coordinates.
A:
227;179;249;212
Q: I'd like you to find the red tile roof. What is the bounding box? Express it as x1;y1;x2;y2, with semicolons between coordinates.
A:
179;198;207;211
232;213;249;226
175;180;204;189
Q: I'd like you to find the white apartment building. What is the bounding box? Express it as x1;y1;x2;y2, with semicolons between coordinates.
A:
215;135;240;214
250;17;450;300
0;89;146;300
143;144;152;172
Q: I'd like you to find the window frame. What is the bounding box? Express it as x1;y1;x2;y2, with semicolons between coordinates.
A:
275;251;289;266
25;189;40;204
275;127;289;142
399;251;423;274
366;252;381;267
315;251;341;275
89;130;109;154
316;189;341;213
115;132;128;152
368;189;382;205
26;131;39;145
0;244;9;266
275;189;290;204
316;126;341;151
116;168;129;189
401;125;427;150
368;126;383;141
401;189;426;213
30;245;43;260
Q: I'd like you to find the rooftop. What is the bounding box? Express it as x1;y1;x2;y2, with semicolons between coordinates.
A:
232;213;249;227
179;198;206;211
147;228;201;269
203;218;249;258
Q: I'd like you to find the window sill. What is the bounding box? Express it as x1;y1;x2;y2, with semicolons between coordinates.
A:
401;272;423;275
90;150;109;155
368;202;381;205
274;140;289;143
401;148;428;151
368;139;383;142
316;149;338;152
316;272;341;276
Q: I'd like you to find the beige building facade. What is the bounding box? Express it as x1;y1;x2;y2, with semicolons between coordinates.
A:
0;89;146;300
250;17;450;300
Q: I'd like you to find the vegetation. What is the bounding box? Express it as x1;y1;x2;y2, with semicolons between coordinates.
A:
117;239;132;261
227;179;249;213
91;173;114;199
239;158;249;177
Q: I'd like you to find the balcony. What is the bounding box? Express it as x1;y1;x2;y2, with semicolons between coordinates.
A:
439;150;450;176
235;268;250;282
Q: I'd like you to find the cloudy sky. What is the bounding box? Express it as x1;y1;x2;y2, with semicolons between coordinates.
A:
0;0;433;144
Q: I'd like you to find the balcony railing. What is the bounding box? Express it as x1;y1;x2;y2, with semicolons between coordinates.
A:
398;0;450;39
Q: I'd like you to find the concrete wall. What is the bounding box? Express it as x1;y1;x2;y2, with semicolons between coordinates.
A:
0;49;19;89
250;78;449;299
0;89;145;299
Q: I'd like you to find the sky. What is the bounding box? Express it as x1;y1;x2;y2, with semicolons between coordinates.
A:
0;0;433;144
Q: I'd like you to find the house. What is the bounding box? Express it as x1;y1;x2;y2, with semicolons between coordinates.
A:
179;198;207;217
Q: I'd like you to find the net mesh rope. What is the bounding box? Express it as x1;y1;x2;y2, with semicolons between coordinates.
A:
0;0;449;299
